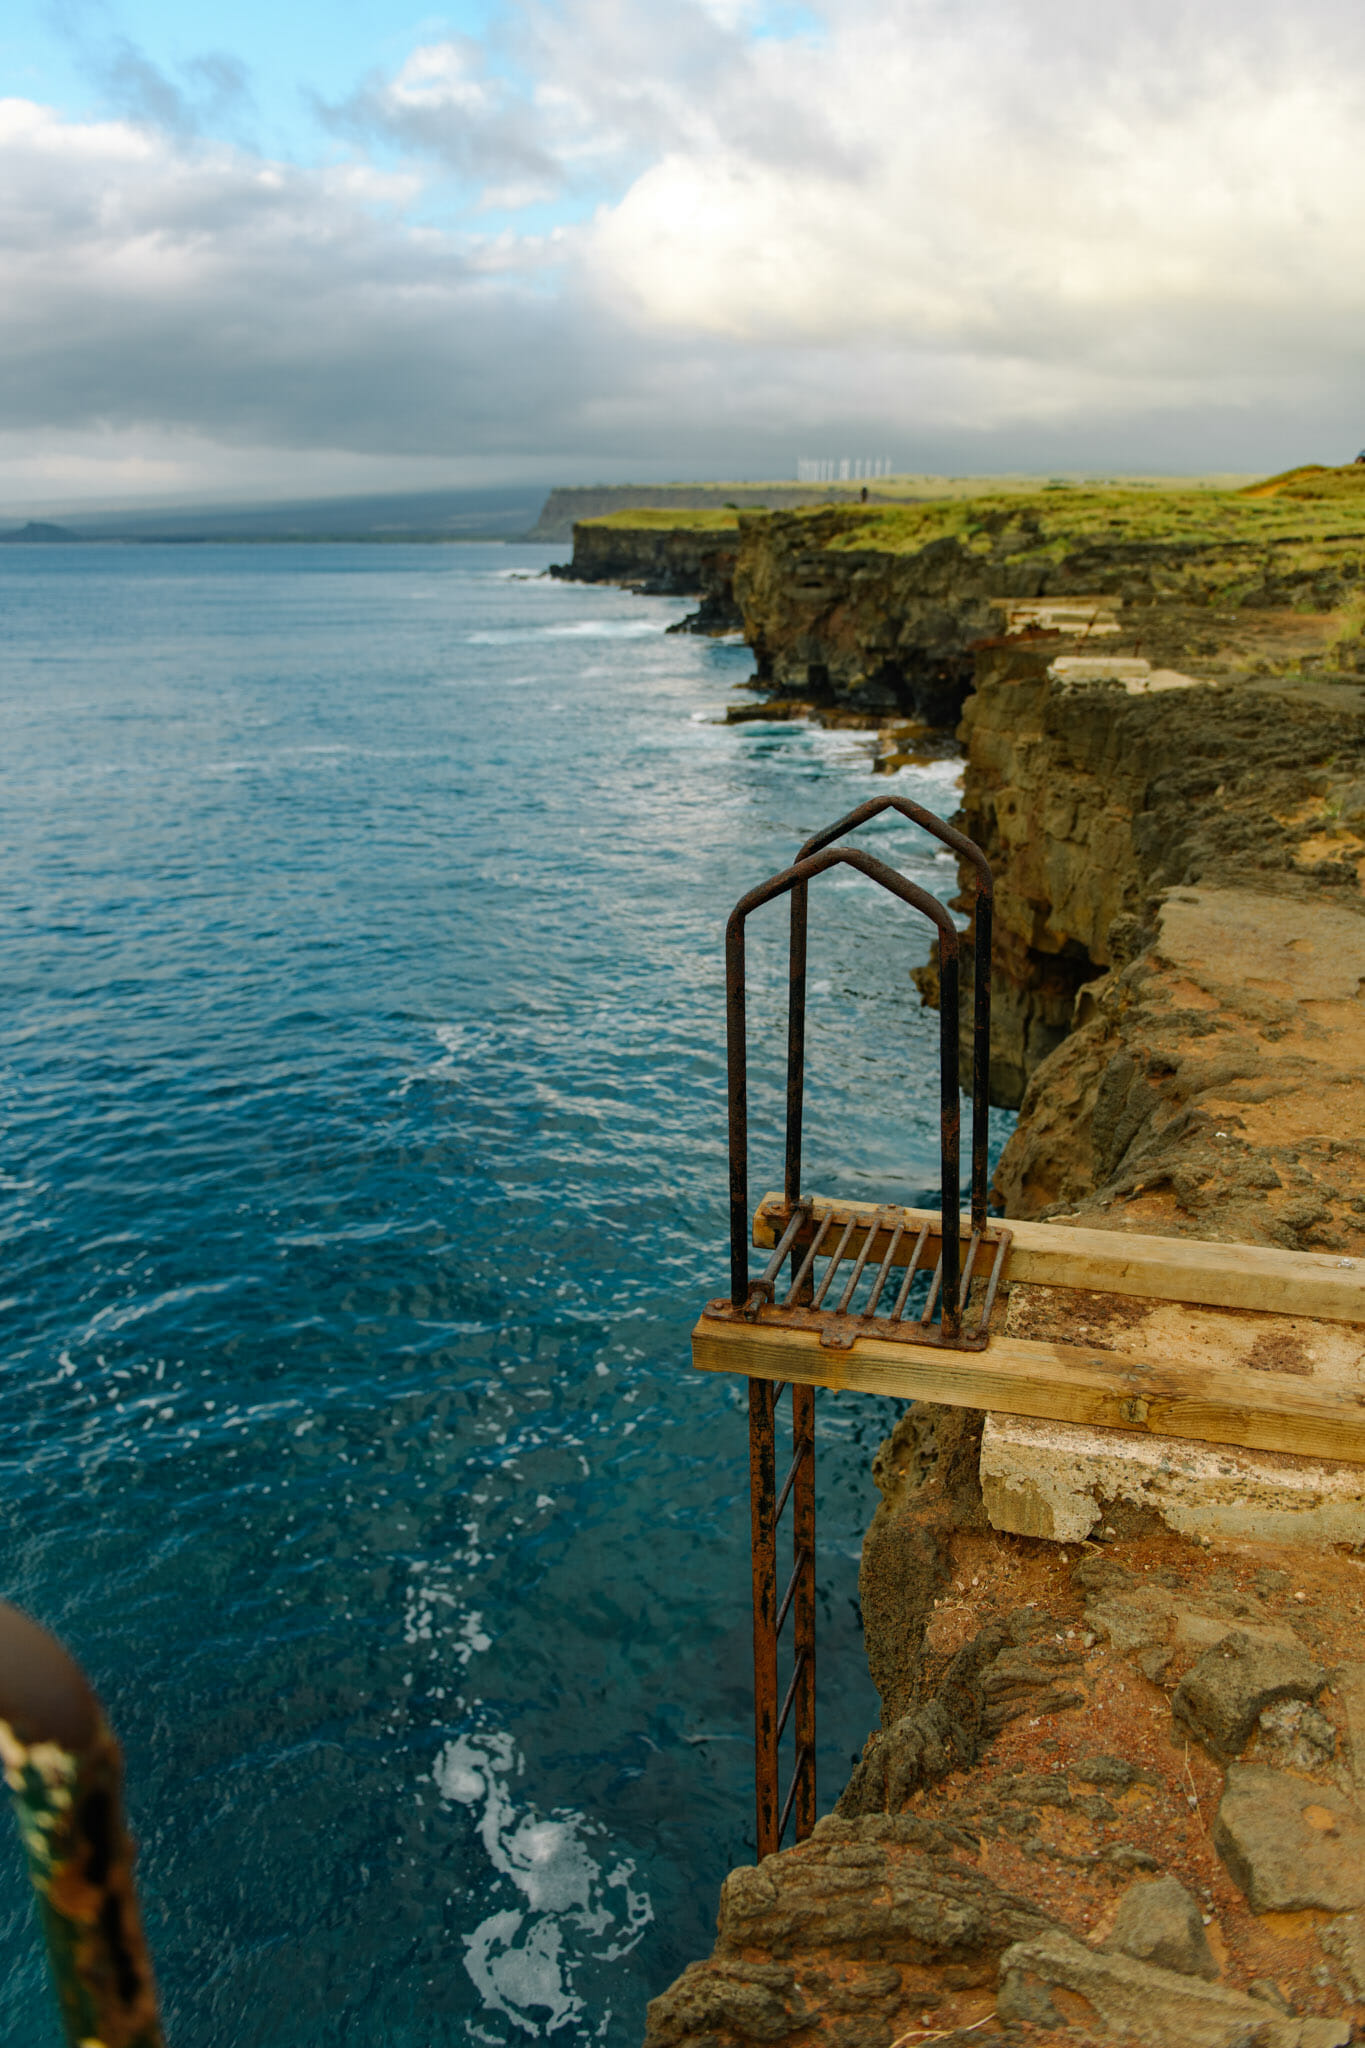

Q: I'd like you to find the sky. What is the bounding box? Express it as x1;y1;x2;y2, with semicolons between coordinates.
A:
3;0;1365;508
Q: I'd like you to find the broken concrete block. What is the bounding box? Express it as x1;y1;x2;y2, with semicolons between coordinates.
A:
1083;1585;1302;1670
1173;1632;1328;1759
1215;1765;1365;1913
996;1929;1350;2048
1101;1874;1219;1979
980;1411;1365;1548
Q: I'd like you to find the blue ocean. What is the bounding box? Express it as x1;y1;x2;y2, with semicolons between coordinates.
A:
0;543;1009;2045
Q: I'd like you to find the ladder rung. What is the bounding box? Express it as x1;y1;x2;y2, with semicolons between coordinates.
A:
776;1647;808;1741
777;1743;813;1846
774;1546;809;1638
773;1434;811;1523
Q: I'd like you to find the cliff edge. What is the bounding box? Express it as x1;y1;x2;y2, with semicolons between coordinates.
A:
646;466;1365;2048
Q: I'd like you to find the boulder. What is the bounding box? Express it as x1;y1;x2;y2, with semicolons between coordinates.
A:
1215;1765;1365;1913
1173;1632;1327;1759
1101;1874;1219;1979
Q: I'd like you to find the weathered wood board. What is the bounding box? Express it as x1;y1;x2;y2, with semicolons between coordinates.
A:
752;1194;1365;1325
691;1313;1365;1466
699;1192;1365;1464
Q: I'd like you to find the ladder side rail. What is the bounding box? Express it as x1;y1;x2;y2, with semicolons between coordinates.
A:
792;1382;817;1841
795;796;994;1234
749;1380;779;1858
785;879;807;1215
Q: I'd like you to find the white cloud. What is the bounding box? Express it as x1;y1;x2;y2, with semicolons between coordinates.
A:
587;0;1365;421
5;0;1365;501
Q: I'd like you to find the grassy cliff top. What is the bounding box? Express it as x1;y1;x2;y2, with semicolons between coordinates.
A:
570;474;1265;534
814;468;1365;560
1240;463;1365;501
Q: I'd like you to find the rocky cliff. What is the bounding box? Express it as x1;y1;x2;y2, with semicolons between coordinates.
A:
645;467;1365;2048
731;478;1365;729
550;513;740;598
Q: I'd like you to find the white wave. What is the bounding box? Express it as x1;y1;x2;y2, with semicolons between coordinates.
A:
466;620;663;645
434;1726;652;2037
899;756;965;786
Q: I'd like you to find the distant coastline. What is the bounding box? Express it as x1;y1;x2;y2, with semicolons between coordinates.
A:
0;471;1257;548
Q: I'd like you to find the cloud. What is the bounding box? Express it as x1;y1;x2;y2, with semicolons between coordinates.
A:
0;99;599;459
588;0;1365;411
5;0;1365;498
43;0;255;141
319;38;563;193
321;0;853;203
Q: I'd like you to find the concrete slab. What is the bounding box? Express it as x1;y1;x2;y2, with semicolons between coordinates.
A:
979;1409;1365;1547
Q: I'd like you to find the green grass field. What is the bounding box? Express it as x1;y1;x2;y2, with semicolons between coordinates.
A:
816;465;1365;560
577;468;1365;592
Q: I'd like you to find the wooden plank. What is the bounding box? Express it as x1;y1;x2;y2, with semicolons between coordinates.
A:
752;1193;1365;1326
691;1314;1365;1467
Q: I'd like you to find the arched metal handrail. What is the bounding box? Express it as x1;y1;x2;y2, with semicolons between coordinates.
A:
725;842;963;1337
0;1599;165;2048
792;796;994;1234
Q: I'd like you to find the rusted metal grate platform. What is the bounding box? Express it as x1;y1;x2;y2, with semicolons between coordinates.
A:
696;1195;1365;1467
706;1196;1013;1352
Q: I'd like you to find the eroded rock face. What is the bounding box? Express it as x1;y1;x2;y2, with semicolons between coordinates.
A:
991;883;1365;1247
858;1405;986;1724
716;1814;1054;1965
550;520;739;600
836;1615;1084;1818
643;1815;1055;2048
733;513;992;723
998;1930;1350;2048
957;651;1365;1115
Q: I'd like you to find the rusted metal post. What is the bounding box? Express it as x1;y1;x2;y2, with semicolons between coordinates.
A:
784;880;807;1212
727;844;961;1312
749;1381;779;1857
970;887;993;1236
938;933;962;1337
727;909;751;1307
0;1600;165;2048
791;1384;816;1841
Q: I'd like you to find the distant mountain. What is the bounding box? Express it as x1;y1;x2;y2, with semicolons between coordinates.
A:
28;485;550;543
0;520;81;542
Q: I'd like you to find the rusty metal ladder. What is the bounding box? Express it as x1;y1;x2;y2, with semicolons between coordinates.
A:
724;798;997;1858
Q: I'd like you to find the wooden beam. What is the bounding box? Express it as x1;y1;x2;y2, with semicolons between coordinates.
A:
752;1194;1365;1326
692;1314;1365;1466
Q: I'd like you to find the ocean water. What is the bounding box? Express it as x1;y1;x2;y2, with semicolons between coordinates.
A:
0;544;1012;2046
